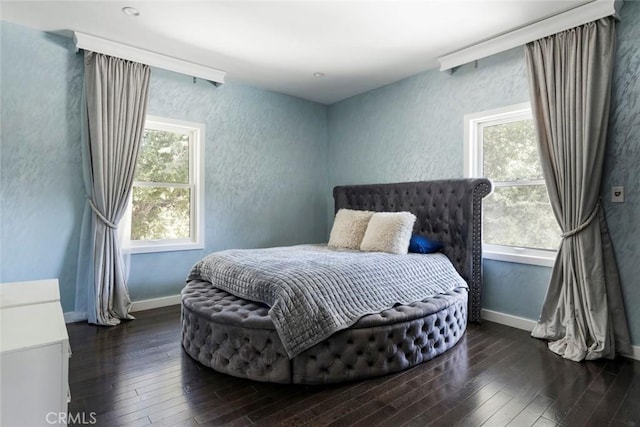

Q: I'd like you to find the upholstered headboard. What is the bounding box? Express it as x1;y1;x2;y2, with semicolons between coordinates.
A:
333;179;492;322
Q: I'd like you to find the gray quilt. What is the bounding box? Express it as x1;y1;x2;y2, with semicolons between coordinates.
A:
188;244;467;358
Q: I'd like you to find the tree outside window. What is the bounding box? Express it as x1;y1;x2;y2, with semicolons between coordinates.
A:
129;116;204;253
465;103;559;266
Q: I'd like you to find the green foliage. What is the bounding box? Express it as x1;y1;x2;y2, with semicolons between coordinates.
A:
483;119;543;181
484;186;561;250
482;119;561;250
131;129;191;241
135;129;189;183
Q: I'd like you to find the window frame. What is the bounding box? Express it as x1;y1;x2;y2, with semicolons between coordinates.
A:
129;115;205;254
464;103;556;267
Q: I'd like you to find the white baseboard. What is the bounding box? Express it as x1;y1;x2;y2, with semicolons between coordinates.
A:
628;345;640;361
64;311;87;323
481;308;537;332
481;308;640;361
63;295;180;323
130;294;181;313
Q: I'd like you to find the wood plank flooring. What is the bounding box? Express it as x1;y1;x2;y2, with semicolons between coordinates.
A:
66;306;640;426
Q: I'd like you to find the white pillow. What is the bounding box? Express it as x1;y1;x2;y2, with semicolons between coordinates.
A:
360;212;417;254
328;209;374;250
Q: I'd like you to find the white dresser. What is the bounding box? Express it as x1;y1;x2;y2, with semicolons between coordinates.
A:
0;279;71;427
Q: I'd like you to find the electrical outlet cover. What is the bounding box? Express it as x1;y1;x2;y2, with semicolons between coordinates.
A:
611;186;624;203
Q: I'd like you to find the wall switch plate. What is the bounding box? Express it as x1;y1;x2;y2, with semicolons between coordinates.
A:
611;186;624;203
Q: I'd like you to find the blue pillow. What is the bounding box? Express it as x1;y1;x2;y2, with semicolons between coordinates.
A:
408;234;443;254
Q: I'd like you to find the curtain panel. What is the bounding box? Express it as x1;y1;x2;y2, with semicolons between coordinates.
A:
76;52;151;325
525;17;632;361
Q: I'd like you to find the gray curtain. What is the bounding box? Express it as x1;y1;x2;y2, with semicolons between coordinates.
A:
80;51;150;325
526;18;632;361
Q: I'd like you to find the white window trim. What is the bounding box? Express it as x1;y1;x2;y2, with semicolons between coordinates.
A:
130;115;205;254
464;103;557;268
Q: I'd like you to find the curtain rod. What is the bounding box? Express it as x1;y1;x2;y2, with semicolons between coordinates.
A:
74;32;226;85
438;0;621;72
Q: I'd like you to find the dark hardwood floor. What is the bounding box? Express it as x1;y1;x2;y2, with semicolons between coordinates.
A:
66;306;639;427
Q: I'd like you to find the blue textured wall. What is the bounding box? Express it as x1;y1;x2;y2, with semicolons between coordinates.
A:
602;1;640;345
328;47;528;187
0;21;328;310
482;260;550;320
0;23;85;310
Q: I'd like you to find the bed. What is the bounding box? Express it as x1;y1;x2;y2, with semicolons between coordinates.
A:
181;178;491;384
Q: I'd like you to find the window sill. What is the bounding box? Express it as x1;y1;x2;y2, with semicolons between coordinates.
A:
483;245;556;268
130;241;204;254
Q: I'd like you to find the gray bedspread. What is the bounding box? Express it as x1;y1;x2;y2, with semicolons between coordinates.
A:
187;244;467;358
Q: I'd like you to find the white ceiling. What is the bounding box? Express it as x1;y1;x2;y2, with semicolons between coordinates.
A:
1;1;588;104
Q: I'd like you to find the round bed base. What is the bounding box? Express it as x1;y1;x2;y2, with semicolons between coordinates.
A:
181;280;468;384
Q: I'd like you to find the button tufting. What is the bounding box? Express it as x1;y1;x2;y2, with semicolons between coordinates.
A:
183;253;472;384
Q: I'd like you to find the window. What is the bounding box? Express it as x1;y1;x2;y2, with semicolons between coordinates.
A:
129;115;204;253
464;103;559;267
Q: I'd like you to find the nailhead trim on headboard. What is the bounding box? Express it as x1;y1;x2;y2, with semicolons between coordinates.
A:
333;179;492;322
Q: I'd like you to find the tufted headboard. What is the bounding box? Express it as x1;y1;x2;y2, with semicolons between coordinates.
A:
333;178;492;323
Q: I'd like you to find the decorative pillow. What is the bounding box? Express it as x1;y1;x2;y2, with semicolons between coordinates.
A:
360;212;417;255
328;209;374;250
409;234;443;254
